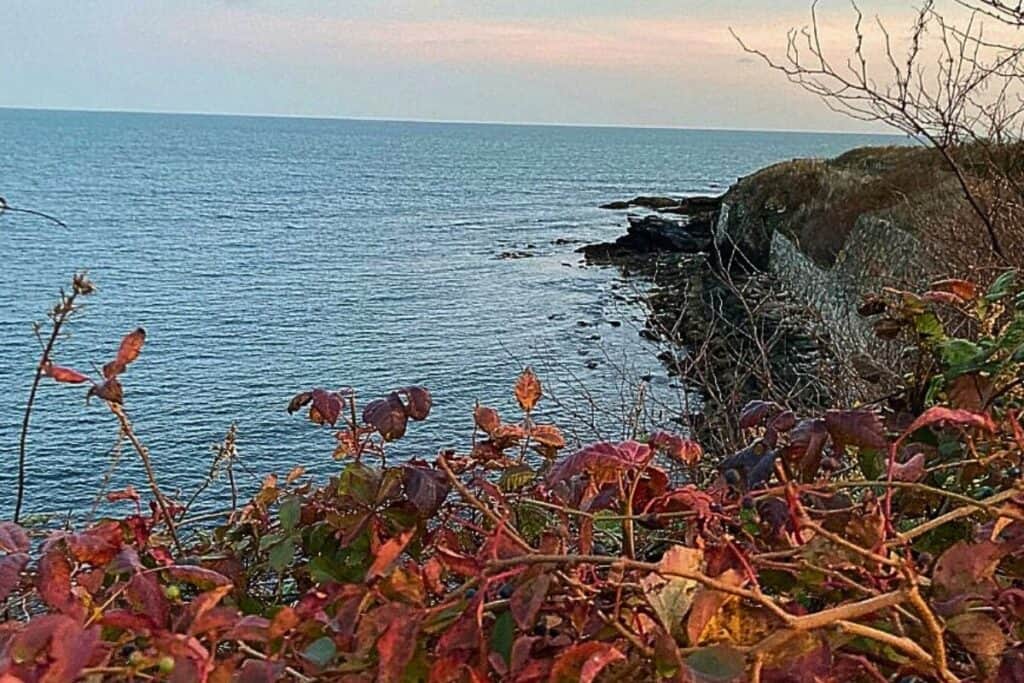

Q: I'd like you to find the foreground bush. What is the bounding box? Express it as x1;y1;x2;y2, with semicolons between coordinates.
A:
1;272;1023;682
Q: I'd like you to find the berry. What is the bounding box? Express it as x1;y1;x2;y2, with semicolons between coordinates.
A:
128;650;145;666
158;656;175;674
498;584;514;600
163;584;181;600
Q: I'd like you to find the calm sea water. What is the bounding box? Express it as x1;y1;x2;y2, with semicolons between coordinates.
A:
0;108;899;515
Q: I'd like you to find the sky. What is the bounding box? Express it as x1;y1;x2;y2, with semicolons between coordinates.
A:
0;0;970;133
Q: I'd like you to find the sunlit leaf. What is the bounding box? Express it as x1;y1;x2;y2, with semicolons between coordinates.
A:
549;642;625;683
43;363;91;384
103;327;145;379
514;367;542;412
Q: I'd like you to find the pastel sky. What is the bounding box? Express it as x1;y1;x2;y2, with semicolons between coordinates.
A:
0;0;972;132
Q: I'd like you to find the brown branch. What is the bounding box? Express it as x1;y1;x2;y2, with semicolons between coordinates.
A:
108;402;183;555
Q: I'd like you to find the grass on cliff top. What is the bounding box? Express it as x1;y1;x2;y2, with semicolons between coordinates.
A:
737;142;1020;269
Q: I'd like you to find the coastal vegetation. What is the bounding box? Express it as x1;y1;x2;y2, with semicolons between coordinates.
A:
2;1;1024;682
0;265;1020;682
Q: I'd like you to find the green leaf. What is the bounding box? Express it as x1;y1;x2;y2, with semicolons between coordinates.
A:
857;448;884;481
338;462;380;507
279;496;301;532
986;270;1017;302
269;536;295;572
685;645;746;682
309;555;344;584
939;339;984;368
489;610;515;665
915;312;946;342
303;636;337;668
643;575;696;638
498;464;535;492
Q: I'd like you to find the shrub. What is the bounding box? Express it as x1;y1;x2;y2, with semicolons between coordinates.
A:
1;272;1023;682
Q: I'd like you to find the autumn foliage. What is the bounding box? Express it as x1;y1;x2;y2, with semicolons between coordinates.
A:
2;272;1024;682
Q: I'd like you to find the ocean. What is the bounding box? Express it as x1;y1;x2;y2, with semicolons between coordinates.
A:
0;108;899;515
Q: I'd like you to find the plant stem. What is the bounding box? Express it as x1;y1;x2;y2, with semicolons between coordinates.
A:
108;402;183;555
15;290;78;523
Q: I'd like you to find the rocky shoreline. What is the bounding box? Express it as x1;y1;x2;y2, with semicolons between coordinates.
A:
581;193;845;448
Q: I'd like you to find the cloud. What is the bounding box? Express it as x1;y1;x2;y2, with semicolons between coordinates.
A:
156;8;788;74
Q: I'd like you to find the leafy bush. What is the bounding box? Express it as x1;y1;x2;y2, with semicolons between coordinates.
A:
1;272;1024;682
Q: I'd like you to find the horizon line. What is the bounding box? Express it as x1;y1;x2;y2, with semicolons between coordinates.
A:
0;105;907;138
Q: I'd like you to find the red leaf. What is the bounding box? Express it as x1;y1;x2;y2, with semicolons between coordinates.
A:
184;584;234;634
900;407;996;441
548;642;625;683
236;660;284;683
529;424;566;449
474;405;502;435
514;367;542;412
43;363;91;384
88;377;124;404
402;465;450;517
66;521;123;566
787;418;829;481
435;545;482;578
309;388;344;427
366;528;416;580
101;327;145;379
649;432;703;467
228;616;271;643
399;386;432;421
933;540;1005;599
9;615;99;683
739;400;777;429
287;391;313;414
163;565;232;589
546;441;651;486
0;553;28;602
100;609;161;633
37;545;82;618
892;452;926;482
824;410;888;450
0;522;30;553
126;572;170;628
644;486;715;520
374;605;425;683
364;393;410;441
510;574;551;630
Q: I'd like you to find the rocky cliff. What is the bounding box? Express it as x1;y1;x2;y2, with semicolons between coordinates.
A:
584;145;972;438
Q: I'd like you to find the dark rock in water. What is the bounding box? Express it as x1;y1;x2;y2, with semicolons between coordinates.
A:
658;195;723;215
601;196;678;210
498;250;535;260
579;212;714;262
599;194;723;214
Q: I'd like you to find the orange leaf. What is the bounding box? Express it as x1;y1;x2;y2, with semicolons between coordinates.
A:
900;407;996;442
43;363;91;384
930;278;978;302
650;432;703;467
549;642;625;683
366;529;416;580
514;367;542;412
474;405;501;435
103;328;145;379
529;424;565;449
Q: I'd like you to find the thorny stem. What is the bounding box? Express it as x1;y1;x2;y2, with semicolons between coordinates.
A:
15;283;82;523
437;453;535;553
486;552;960;679
108;402;183;555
